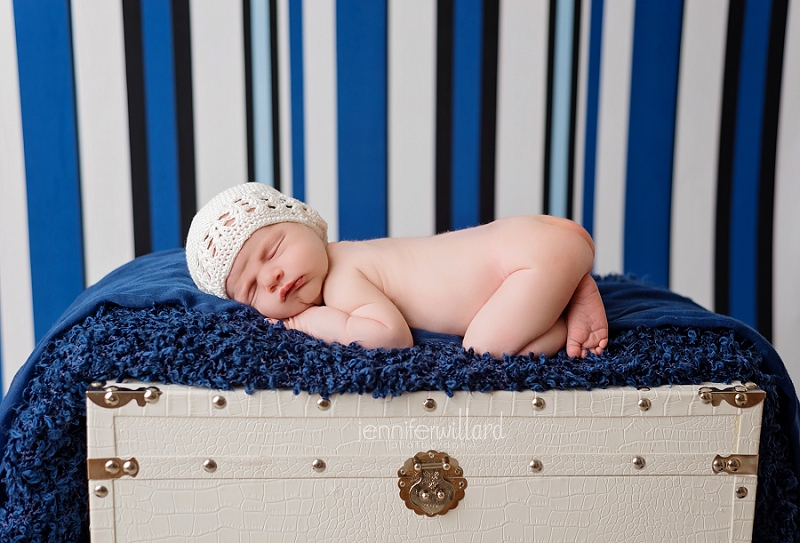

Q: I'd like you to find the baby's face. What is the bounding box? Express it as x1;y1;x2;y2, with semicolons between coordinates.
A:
226;222;328;319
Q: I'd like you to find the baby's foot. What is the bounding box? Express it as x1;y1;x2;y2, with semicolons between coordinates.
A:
565;274;608;358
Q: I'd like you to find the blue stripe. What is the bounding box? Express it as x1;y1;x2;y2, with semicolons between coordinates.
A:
729;0;772;327
336;0;387;241
13;0;85;341
141;0;182;251
451;0;483;231
252;0;274;187
623;0;683;287
549;0;575;219
289;0;305;201
581;0;603;237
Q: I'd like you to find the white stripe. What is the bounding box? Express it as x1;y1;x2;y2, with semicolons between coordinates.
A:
276;0;293;197
0;0;35;391
252;0;274;187
494;0;549;218
571;0;592;224
591;0;634;276
669;0;728;310
774;0;800;387
190;0;249;207
71;0;135;286
387;0;436;238
302;0;338;241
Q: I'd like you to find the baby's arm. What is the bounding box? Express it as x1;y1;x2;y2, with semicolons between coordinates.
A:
283;270;412;350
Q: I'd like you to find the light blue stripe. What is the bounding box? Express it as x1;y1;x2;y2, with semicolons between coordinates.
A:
549;0;574;219
582;0;604;237
141;0;182;251
289;0;305;201
729;0;772;327
623;0;684;288
336;0;387;240
251;0;274;187
451;0;483;231
13;0;85;341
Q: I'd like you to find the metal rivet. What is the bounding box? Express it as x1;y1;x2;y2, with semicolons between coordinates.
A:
420;490;429;501
744;382;758;390
203;459;217;473
712;458;726;473
104;391;119;406
423;398;437;411
727;458;741;472
104;460;120;475
632;456;646;470
442;463;451;471
455;468;462;476
699;388;713;404
94;485;109;498
312;459;326;472
736;486;748;499
638;398;651;411
414;463;421;472
531;397;546;410
123;460;139;476
529;459;543;473
212;395;226;409
399;481;406;487
317;398;331;410
143;388;160;404
428;452;435;458
458;481;465;488
734;393;748;407
399;468;406;476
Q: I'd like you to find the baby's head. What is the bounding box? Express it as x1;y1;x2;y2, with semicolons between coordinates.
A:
186;183;328;315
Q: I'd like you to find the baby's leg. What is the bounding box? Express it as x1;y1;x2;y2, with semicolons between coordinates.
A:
518;317;567;357
462;268;575;358
564;274;608;357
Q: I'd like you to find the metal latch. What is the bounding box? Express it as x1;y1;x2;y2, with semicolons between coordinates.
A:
86;384;161;409
87;457;140;480
698;383;765;408
398;450;467;517
711;454;758;475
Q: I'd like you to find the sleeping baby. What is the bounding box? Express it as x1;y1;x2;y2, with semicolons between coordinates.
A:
186;182;608;358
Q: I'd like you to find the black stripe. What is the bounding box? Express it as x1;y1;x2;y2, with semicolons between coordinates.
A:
269;0;281;191
243;0;255;183
714;0;745;316
756;0;789;341
478;0;499;225
542;0;558;215
122;0;152;257
172;0;197;240
435;0;454;233
565;0;582;221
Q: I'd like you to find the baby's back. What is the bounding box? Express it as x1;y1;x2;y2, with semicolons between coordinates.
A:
327;216;583;336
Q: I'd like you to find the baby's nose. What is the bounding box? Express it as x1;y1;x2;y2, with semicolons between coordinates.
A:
269;269;283;292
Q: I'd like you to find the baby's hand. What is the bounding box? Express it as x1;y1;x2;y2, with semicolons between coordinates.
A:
279;306;333;338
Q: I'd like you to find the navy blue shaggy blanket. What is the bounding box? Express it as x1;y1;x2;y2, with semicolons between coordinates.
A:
0;249;798;542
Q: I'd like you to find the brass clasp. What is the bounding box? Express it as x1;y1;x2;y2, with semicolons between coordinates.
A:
398;450;467;517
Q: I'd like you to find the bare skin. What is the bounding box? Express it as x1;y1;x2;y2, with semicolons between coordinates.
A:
226;216;608;358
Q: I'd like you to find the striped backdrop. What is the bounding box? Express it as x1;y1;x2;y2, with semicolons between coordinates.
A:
0;0;798;397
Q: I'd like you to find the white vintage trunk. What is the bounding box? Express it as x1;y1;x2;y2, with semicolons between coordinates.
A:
87;382;763;542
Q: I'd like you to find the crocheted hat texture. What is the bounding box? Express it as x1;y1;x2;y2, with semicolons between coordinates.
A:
186;182;328;298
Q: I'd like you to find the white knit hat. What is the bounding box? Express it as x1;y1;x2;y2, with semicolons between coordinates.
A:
185;183;328;298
